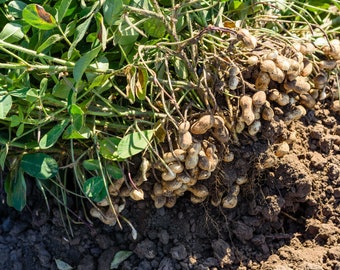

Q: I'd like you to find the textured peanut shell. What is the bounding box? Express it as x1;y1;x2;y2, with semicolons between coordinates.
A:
240;95;255;126
190;115;215;134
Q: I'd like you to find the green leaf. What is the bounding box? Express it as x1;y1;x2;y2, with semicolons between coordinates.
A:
55;259;73;270
99;137;120;161
74;46;102;84
95;12;108;51
107;163;123;179
68;15;93;59
143;18;166;38
22;4;57;30
8;1;27;18
83;176;107;202
115;19;139;45
0;94;12;119
39;120;70;149
52;78;73;99
173;57;188;80
103;0;123;26
83;159;100;171
55;0;72;23
62;125;91;139
20;153;59;179
0;22;24;43
16;123;24;137
110;251;133;269
69;104;84;131
36;34;63;53
117;130;154;159
5;168;27;211
136;68;148;100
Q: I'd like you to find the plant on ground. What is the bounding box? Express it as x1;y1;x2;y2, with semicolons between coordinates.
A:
0;0;339;236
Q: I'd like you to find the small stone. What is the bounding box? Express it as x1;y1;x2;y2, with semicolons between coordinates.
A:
134;239;157;259
158;230;170;245
170;244;187;261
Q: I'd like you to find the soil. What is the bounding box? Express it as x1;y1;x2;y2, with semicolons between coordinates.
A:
1;104;340;270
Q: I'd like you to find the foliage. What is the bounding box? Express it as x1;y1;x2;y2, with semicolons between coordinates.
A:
0;0;338;227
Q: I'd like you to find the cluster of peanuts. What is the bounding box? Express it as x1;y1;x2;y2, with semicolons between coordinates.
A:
231;30;340;137
150;114;234;208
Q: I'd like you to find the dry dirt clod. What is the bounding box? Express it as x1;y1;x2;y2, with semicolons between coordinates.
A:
275;141;290;157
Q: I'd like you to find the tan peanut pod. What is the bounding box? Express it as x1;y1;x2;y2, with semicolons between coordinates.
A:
222;195;238;209
212;116;229;143
109;177;125;196
185;143;201;170
260;60;276;73
275;141;290;157
190;193;207;204
230;184;240;196
269;67;285;83
223;151;234;162
198;170;211;180
173;184;188;196
240;95;255;126
235;119;245;133
313;73;328;89
263;50;279;61
130;188;144;201
190;115;215;135
187;177;197;187
255;71;270;91
310;89;319;100
165;196;177;208
269;89;290;106
178;121;190;133
262;101;274;121
161;170;176;181
287;59;300;81
252;91;267;107
248;120;261;136
168;161;184;174
211;189;225;207
153;182;163;196
229;66;240;76
285;105;307;123
237;29;257;49
152;194;166;209
284;76;310;94
176;172;192;184
228;76;239;90
247;55;259;66
319;60;337;70
236;176;248;185
301;59;313;77
299;93;316;109
299;43;315;55
179;131;192;150
188;184;209;198
198;150;210;171
275;55;290;71
162;179;182;192
163;149;187;163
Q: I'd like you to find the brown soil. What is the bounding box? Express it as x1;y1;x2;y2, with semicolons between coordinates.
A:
1;105;340;270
